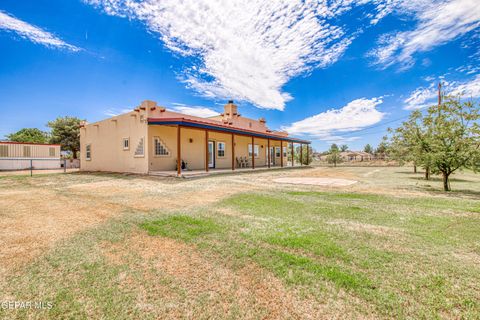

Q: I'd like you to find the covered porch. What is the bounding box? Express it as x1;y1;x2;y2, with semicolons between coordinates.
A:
147;119;311;177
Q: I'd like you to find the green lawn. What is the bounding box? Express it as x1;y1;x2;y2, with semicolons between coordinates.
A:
3;188;479;319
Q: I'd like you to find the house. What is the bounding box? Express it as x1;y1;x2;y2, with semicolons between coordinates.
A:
0;141;61;170
79;100;310;176
340;151;374;162
318;151;375;162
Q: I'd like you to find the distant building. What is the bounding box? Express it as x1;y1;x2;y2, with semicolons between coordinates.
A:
0;141;61;170
318;151;375;162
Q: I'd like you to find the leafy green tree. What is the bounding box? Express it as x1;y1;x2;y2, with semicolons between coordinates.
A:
47;116;82;159
326;144;342;167
423;97;480;191
387;111;432;179
340;144;349;152
295;145;314;165
364;144;373;154
388;96;480;191
6;128;49;143
375;141;388;159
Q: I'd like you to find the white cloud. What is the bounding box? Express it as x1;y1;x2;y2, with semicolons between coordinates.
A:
404;85;437;110
103;108;132;116
84;0;362;110
0;11;80;51
283;97;385;142
370;0;480;68
450;74;480;97
404;74;480;109
171;105;219;118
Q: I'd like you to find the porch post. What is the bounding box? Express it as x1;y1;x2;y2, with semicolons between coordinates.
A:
306;144;309;166
300;144;303;166
251;136;255;169
205;130;209;172
267;138;270;168
177;125;181;176
291;142;294;167
280;140;283;167
231;133;235;170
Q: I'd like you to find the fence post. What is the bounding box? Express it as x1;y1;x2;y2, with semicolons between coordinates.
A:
30;159;33;177
64;159;67;173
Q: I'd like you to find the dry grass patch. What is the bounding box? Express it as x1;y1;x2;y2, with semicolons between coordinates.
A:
100;232;340;319
326;219;405;237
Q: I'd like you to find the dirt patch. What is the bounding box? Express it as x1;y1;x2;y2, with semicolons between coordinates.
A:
101;232;366;319
273;177;358;187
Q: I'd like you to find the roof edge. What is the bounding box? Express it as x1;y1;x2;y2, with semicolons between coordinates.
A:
147;118;310;144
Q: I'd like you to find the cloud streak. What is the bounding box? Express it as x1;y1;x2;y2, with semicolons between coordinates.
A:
404;74;480;109
0;10;80;51
370;0;480;68
283;97;385;143
85;0;361;110
170;104;219;118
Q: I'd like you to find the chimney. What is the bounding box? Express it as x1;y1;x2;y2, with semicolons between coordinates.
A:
223;100;238;118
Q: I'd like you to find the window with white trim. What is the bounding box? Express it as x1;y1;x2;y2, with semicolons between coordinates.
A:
275;147;281;158
86;144;91;160
283;146;287;157
248;144;259;157
49;147;55;157
154;137;170;156
123;138;129;150
134;138;144;157
217;142;225;157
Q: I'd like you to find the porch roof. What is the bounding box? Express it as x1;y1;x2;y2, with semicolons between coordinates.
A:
148;117;310;144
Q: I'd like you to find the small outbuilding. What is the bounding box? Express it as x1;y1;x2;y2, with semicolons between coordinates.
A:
0;141;61;170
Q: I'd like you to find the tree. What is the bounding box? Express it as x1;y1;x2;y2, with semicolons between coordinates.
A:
340;144;349;152
326;144;342;167
294;145;314;165
375;141;388;159
364;144;373;154
423;97;480;191
387;111;432;179
47;116;82;159
387;96;480;191
6;128;49;143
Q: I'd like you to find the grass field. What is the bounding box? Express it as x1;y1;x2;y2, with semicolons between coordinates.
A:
1;166;479;319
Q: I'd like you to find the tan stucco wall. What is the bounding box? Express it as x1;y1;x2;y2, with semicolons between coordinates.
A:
146;127;290;171
80;112;149;173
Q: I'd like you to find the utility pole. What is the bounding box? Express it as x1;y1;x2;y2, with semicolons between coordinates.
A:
438;82;442;106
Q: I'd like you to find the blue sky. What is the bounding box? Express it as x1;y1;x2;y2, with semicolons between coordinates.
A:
1;0;479;151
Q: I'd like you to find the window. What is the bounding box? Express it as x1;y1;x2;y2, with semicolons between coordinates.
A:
123;138;129;150
217;142;225;157
23;146;31;157
283;146;287;157
154;137;169;156
49;147;55;157
248;144;259;157
86;144;91;160
0;145;8;157
134;138;144;157
275;147;281;158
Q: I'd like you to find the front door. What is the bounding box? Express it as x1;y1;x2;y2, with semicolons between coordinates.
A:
268;146;275;166
208;141;215;168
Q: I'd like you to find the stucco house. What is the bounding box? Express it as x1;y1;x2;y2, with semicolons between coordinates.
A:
80;100;310;176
